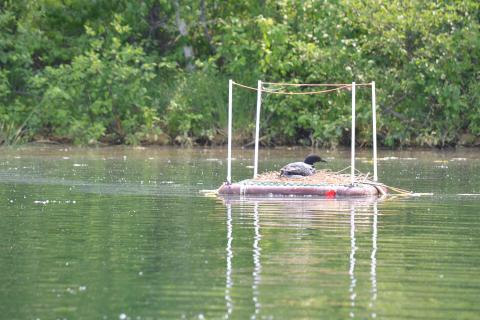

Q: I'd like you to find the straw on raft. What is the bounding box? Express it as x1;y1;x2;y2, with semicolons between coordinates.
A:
254;169;372;185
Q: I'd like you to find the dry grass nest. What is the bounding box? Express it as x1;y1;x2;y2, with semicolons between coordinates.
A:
254;169;374;185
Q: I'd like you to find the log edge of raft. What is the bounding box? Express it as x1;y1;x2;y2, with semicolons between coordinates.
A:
217;180;387;197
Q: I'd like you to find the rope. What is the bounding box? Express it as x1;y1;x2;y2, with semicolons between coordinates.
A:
262;85;351;95
263;82;373;87
232;81;352;95
232;82;259;91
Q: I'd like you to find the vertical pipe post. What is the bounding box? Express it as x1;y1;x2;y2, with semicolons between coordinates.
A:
351;82;356;185
227;79;233;184
253;80;262;178
372;81;378;181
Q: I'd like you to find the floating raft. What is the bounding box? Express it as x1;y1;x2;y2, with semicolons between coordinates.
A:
217;170;387;197
218;180;385;197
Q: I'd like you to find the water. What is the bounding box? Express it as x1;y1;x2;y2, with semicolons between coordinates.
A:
0;146;479;319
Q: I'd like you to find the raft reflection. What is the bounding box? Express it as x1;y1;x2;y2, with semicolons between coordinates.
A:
220;196;380;319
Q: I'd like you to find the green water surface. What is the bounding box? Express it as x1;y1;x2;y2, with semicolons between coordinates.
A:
0;146;479;319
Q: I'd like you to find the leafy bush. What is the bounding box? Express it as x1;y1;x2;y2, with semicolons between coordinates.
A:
30;16;159;145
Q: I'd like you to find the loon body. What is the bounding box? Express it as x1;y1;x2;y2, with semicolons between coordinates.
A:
280;155;326;178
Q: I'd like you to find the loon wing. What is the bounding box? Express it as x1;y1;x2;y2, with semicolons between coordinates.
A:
280;162;315;176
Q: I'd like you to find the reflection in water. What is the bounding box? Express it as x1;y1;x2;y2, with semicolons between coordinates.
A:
224;201;263;319
218;195;381;216
252;202;262;319
225;204;233;319
221;196;382;319
349;206;357;318
370;202;378;318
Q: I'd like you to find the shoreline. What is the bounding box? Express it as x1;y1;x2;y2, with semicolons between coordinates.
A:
1;141;479;151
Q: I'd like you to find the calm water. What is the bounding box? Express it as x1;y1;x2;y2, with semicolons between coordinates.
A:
1;146;479;319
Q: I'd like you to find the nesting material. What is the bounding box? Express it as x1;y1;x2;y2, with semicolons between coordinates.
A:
254;169;372;186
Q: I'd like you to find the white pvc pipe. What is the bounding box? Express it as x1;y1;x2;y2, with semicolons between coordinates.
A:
227;79;233;184
372;81;378;181
253;80;262;178
351;82;356;185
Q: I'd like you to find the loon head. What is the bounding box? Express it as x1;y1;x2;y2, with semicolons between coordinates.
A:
303;154;327;165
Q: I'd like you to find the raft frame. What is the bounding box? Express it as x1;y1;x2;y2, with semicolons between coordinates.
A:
217;179;387;197
224;79;380;196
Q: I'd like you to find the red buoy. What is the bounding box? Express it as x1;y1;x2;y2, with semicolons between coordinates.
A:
325;190;336;198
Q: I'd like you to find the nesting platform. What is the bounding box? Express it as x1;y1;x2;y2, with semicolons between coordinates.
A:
217;171;387;197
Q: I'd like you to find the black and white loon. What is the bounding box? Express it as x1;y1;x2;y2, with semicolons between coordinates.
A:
280;154;326;178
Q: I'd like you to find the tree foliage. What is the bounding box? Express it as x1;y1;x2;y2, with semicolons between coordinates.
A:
0;0;479;147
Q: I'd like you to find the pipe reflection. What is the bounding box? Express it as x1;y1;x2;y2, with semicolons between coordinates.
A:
220;196;382;319
225;203;233;319
252;202;262;319
349;206;357;318
370;202;378;318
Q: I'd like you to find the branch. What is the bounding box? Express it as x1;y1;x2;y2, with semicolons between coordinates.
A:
243;135;269;148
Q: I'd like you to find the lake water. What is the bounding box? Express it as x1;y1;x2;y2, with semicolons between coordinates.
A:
0;146;479;319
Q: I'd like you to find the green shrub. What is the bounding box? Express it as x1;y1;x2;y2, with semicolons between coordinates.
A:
30;16;159;145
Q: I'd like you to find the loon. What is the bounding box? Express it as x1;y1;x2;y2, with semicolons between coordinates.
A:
280;154;326;178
